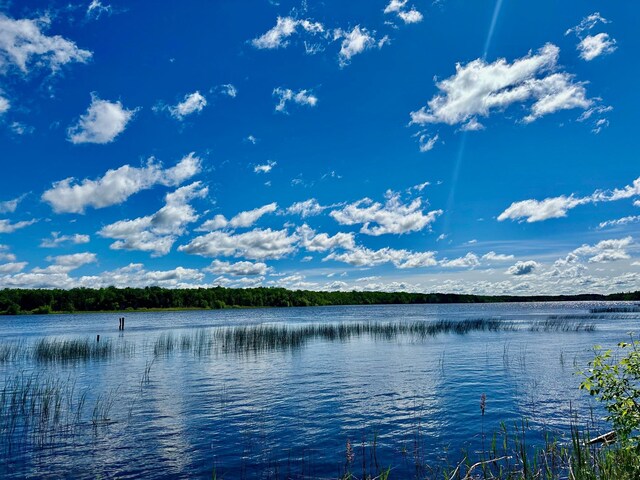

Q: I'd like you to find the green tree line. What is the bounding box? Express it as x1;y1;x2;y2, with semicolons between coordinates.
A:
0;286;639;315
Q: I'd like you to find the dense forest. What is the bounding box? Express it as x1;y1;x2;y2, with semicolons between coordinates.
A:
0;286;639;315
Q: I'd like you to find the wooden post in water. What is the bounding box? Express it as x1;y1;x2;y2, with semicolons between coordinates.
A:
97;334;100;343
122;317;125;330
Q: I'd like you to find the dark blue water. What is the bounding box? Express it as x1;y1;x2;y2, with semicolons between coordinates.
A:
0;302;638;479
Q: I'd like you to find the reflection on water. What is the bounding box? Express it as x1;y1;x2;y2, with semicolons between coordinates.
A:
0;302;638;478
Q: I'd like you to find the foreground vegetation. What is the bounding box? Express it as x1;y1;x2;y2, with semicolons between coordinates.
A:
1;286;640;315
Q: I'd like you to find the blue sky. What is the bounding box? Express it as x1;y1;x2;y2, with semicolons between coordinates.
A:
0;0;638;295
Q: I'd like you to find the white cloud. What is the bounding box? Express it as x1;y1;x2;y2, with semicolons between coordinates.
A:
45;252;96;270
330;190;442;235
220;84;237;98
398;9;423;24
198;203;277;231
67;94;137;144
572;237;632;263
40;232;90;248
254;160;276;174
0;245;16;262
578;33;617;61
384;1;423;24
0;96;9;114
325;246;437;269
252;16;324;50
246;135;258;144
297;224;355;252
87;0;112;19
0;262;27;274
98;182;207;257
169;91;207;120
0;218;37;233
440;253;480;268
42;153;201;214
334;26;386;67
204;260;268;276
0;14;92;74
286;199;327;218
498;195;591;223
598;216;640;229
410;44;592;146
0;194;25;214
565;13;610;37
507;260;539;276
482;251;515;262
418;133;438;152
634;200;640;208
273;88;318;113
179;228;298;260
498;177;640;223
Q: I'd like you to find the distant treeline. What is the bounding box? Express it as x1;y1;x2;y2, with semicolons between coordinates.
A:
0;286;639;315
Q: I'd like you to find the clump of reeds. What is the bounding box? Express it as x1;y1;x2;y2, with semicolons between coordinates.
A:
530;319;596;332
0;340;26;363
33;337;134;363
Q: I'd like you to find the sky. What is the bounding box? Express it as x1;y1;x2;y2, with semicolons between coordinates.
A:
0;0;638;295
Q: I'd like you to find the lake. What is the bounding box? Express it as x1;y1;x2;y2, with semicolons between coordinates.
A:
0;302;638;479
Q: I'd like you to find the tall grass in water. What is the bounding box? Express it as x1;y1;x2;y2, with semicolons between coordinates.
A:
33;337;134;362
153;318;595;357
0;373;87;448
0;340;26;363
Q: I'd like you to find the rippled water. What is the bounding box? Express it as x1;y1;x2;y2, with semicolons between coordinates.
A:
1;302;639;479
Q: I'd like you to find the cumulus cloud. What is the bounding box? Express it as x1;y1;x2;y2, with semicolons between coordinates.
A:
482;251;515;262
42;153;201;214
40;232;90;248
204;260;268;276
0;262;27;274
410;44;593;148
498;176;640;223
0;245;16;262
286;199;327;218
566;13;616;61
0;218;37;233
507;260;539;276
572;237;632;263
440;253;480;268
179;228;298;260
297;224;355;252
169;91;207;120
0;194;25;214
67;94;137;144
273;88;318;113
330;190;442;235
0;14;92;74
199;203;278;231
334;26;387;67
252;16;324;50
325;246;437;269
384;1;423;24
254;160;276;174
98;182;208;257
578;33;617;61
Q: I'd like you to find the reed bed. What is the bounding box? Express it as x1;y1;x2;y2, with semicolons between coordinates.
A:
33;337;134;363
153;318;596;357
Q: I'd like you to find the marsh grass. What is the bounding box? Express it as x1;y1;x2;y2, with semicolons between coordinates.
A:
150;318;595;358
